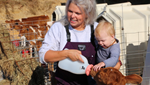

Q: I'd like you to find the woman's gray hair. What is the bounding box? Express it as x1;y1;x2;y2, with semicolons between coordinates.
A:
58;0;97;26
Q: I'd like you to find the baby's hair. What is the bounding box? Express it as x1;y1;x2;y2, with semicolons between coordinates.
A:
94;19;115;37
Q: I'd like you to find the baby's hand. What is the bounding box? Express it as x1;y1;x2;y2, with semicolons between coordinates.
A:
93;62;105;71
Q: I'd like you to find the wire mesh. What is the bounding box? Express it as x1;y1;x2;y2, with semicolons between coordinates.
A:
116;30;150;85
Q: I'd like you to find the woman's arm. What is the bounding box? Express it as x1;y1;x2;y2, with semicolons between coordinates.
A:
44;49;84;63
114;57;122;70
44;50;68;63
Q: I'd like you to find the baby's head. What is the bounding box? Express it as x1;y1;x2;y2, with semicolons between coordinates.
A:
94;20;115;48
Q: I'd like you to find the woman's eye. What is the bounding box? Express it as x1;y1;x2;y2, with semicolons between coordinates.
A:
76;12;81;15
68;10;72;13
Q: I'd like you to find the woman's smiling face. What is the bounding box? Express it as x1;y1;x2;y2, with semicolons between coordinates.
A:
67;2;87;30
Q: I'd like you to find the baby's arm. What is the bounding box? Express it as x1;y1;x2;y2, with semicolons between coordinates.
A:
104;44;120;67
93;62;105;71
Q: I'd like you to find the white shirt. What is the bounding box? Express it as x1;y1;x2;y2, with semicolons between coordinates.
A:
39;22;98;64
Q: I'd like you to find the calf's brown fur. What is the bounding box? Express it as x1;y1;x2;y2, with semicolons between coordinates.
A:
90;67;142;85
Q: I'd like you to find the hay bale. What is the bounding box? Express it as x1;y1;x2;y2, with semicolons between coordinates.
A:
0;25;45;85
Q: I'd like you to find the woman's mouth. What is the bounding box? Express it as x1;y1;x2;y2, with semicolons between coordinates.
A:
70;20;76;23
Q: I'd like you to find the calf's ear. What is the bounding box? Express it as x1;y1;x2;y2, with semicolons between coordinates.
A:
125;74;142;84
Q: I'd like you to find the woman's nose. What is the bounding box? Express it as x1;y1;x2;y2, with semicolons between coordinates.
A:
71;13;76;18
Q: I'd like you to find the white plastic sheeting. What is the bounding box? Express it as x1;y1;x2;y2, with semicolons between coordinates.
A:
54;6;66;21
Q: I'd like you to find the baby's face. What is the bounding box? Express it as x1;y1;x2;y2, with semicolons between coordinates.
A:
96;31;114;48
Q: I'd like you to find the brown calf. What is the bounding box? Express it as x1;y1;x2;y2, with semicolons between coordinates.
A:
87;66;142;85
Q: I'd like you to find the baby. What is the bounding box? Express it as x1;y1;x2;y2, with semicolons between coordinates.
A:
93;20;120;71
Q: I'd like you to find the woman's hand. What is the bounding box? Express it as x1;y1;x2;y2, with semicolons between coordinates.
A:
93;62;105;71
67;49;84;63
114;57;122;70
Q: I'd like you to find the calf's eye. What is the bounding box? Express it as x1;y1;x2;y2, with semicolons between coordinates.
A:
27;28;29;31
15;23;18;25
